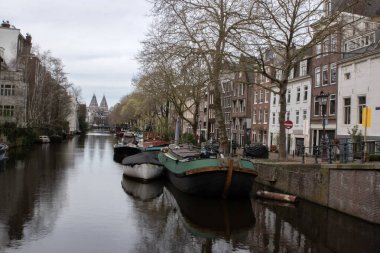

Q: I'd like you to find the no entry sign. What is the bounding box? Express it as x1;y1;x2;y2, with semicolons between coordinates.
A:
284;120;293;129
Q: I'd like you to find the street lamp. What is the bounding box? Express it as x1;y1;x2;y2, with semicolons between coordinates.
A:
316;90;329;162
230;119;233;156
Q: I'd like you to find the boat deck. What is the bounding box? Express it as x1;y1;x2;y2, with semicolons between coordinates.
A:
169;146;201;159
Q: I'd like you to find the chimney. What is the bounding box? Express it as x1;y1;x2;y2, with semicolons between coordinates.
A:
26;33;32;44
1;20;11;28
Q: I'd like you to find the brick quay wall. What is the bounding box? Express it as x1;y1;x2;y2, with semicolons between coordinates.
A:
254;162;380;224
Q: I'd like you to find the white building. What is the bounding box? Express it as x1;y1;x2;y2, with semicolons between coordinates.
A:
336;17;380;140
269;58;312;154
67;95;79;134
337;49;380;140
0;22;30;126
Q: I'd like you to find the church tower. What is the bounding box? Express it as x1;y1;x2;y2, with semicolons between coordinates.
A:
89;94;98;109
99;95;108;112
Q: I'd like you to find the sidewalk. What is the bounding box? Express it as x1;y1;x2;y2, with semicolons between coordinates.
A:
235;148;379;165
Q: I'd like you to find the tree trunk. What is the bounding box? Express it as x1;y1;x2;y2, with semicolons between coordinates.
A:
210;71;228;154
278;84;287;160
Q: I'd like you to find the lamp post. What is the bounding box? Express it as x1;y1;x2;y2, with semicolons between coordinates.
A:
316;91;329;162
230;119;233;156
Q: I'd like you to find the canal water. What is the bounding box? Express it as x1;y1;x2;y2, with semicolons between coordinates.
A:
0;132;379;253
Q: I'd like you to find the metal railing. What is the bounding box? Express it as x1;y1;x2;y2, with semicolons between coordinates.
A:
295;139;380;164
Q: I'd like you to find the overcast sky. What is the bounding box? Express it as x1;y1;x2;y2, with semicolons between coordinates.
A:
2;0;153;108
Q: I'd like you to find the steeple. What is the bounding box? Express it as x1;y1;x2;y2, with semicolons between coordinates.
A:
100;95;108;111
89;94;98;108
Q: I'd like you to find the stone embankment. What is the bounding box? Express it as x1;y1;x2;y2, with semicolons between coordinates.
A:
252;152;380;224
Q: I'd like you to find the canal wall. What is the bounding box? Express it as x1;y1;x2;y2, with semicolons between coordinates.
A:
254;162;380;224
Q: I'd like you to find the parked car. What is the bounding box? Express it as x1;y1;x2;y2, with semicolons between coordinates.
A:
38;135;51;143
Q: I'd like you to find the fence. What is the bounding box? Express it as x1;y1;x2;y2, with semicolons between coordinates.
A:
296;139;380;164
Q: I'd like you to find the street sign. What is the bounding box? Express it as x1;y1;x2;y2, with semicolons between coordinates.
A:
284;120;293;129
362;107;372;128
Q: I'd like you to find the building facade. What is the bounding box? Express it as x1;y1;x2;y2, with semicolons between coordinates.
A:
269;57;312;154
87;94;109;127
337;21;380;140
0;21;31;126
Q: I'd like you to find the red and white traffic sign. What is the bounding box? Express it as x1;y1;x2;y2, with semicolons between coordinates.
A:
284;120;293;129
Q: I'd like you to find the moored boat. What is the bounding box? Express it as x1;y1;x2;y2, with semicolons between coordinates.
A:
158;145;258;198
142;139;169;148
113;132;141;162
122;149;164;181
37;135;50;143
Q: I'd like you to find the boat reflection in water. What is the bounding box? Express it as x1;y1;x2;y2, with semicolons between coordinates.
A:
165;182;255;240
121;176;164;201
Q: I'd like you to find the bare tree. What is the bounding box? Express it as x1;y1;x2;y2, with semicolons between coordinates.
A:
232;0;365;159
145;0;365;158
148;0;259;152
25;48;79;131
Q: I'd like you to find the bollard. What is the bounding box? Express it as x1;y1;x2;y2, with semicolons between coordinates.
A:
314;146;318;164
343;143;347;163
328;142;333;164
361;141;365;164
302;145;305;164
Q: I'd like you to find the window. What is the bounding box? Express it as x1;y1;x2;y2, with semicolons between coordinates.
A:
296;110;300;125
287;89;291;103
329;94;336;115
300;60;307;76
265;67;270;82
265;90;269;103
331;34;337;52
344;32;376;52
272;112;276;124
260;90;264;103
0;105;15;117
253;110;256;123
330;63;337;84
316;43;321;57
273;93;276;105
296;87;301;102
321;97;328;115
289;68;294;79
344;98;351;124
276;69;282;80
209;93;214;104
322;65;328;85
286;111;290;121
303;85;308;101
303;109;307;120
0;84;15;96
210;123;215;133
258;109;262;123
315;67;321;87
323;39;329;55
358;96;366;124
264;109;267;123
240;83;244;96
314;98;320;116
254;91;258;104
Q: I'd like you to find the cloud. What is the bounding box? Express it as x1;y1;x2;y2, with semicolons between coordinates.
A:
2;0;152;107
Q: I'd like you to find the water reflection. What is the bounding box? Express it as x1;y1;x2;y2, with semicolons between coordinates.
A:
0;141;75;251
0;133;379;253
121;176;164;201
166;182;255;240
